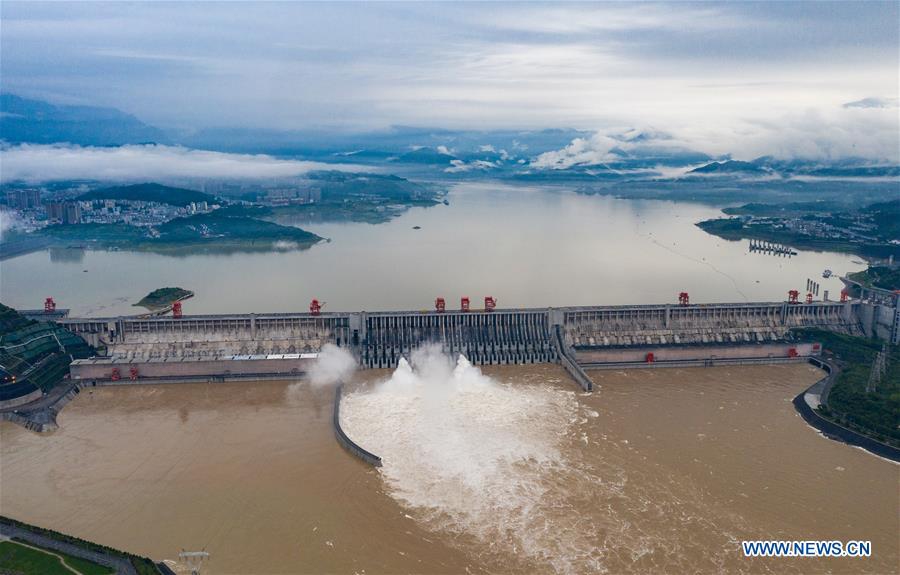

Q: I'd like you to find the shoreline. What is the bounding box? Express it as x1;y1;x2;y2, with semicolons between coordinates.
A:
793;357;900;462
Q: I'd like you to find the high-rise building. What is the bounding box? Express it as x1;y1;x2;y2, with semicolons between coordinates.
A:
5;189;42;209
46;202;65;221
63;202;82;224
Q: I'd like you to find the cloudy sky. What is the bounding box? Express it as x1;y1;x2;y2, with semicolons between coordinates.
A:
1;1;898;161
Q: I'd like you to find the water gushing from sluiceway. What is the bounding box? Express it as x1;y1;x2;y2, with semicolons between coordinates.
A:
340;345;606;573
340;346;759;574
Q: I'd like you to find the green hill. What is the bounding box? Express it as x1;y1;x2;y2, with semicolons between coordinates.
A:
0;303;92;396
78;183;217;207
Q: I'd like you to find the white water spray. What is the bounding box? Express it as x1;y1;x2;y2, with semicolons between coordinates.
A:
308;343;356;387
341;345;601;572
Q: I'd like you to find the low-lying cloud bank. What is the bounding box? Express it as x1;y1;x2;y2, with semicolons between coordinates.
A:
532;100;900;170
0;143;367;183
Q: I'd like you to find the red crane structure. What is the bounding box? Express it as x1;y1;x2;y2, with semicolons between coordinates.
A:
678;292;690;306
44;297;56;313
435;297;446;313
788;290;800;304
484;296;497;312
460;297;470;312
172;301;183;318
310;299;323;315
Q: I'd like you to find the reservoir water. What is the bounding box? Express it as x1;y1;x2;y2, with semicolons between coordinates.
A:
0;183;861;316
1;363;896;574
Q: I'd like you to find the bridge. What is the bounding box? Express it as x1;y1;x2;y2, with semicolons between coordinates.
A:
57;296;899;391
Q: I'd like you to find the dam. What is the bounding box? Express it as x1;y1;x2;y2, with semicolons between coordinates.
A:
58;296;899;390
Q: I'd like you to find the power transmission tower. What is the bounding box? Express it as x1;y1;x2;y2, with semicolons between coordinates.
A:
179;550;210;575
866;344;888;393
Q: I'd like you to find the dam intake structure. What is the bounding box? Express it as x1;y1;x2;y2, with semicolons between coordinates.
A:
55;297;897;391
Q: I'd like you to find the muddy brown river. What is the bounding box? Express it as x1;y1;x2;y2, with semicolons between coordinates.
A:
1;363;896;574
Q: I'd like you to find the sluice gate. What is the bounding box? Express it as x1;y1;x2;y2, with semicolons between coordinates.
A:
359;310;554;368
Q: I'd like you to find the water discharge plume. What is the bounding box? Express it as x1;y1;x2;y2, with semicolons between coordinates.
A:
341;345;598;572
308;343;357;387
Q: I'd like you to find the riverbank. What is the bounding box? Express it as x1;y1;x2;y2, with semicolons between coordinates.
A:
793;357;900;461
0;516;163;575
696;217;899;259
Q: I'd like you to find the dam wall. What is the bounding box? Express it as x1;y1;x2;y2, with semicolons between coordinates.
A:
56;300;873;380
70;355;317;384
576;342;821;367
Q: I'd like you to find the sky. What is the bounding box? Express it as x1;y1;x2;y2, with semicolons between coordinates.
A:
1;1;899;162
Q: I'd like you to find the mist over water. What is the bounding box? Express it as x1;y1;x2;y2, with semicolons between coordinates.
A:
308;343;357;387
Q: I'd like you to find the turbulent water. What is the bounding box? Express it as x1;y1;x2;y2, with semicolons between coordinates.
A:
1;362;896;574
342;356;899;574
342;348;587;572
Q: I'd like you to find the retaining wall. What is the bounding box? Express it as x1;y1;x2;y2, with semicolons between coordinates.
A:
575;342;820;365
70;357;315;383
332;384;382;467
794;358;900;462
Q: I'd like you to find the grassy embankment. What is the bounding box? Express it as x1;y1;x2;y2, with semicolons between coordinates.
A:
0;540;113;575
795;328;899;446
0;516;162;575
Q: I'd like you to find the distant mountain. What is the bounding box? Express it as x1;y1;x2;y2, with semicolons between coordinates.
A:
393;146;456;165
78;183;216;207
308;171;440;202
689;160;766;174
0;94;168;146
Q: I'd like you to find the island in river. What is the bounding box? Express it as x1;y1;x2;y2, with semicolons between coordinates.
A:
133;287;194;312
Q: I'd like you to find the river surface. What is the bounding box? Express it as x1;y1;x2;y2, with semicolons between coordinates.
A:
0;183;861;316
1;363;896;574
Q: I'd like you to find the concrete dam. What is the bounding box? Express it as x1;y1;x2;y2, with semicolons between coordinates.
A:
59;297;898;391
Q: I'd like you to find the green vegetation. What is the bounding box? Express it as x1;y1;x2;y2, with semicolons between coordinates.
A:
0;303;92;395
0;540;79;575
721;200;844;217
696;217;900;259
699;198;900;259
847;266;900;291
0;517;162;575
134;287;193;311
795;329;900;446
0;540;115;575
36;213;322;254
77;182;217;207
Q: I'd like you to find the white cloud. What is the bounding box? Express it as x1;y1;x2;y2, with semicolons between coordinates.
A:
843;97;899;109
444;159;498;173
532;103;900;168
531;135;619;170
0;144;367;183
